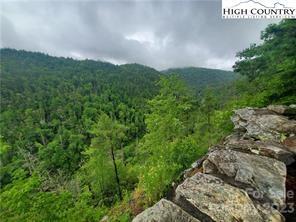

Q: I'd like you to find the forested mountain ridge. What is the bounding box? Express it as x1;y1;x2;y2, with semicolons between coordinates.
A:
0;48;236;222
1;49;233;99
0;48;160;105
0;48;165;221
0;48;160;171
162;67;237;93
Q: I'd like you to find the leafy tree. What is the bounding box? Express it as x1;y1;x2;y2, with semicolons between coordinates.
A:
233;19;296;105
0;139;14;187
199;88;218;147
137;76;203;203
82;113;127;201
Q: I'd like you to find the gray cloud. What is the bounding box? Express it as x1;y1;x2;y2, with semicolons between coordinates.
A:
0;0;278;70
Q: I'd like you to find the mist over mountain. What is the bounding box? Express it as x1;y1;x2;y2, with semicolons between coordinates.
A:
1;48;234;97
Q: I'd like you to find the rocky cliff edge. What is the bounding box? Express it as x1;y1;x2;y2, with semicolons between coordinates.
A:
133;105;296;222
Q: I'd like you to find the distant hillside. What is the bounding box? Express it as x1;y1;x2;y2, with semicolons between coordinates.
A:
0;48;161;150
0;48;161;107
163;67;238;93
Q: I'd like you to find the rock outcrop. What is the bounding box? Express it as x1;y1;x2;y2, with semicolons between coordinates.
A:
133;199;200;222
203;149;286;207
132;105;296;222
175;173;264;222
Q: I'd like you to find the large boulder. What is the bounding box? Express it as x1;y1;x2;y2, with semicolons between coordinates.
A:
224;135;294;164
267;104;296;116
203;149;286;207
231;107;296;141
175;173;265;222
132;199;200;222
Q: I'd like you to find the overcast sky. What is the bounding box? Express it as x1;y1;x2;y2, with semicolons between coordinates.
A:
1;0;278;70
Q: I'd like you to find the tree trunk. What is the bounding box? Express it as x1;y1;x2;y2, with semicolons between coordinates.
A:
110;146;122;200
207;106;212;148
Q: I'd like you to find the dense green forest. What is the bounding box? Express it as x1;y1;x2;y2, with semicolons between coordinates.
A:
0;19;295;221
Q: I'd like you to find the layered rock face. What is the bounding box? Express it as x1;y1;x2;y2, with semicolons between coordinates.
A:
133;105;296;222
